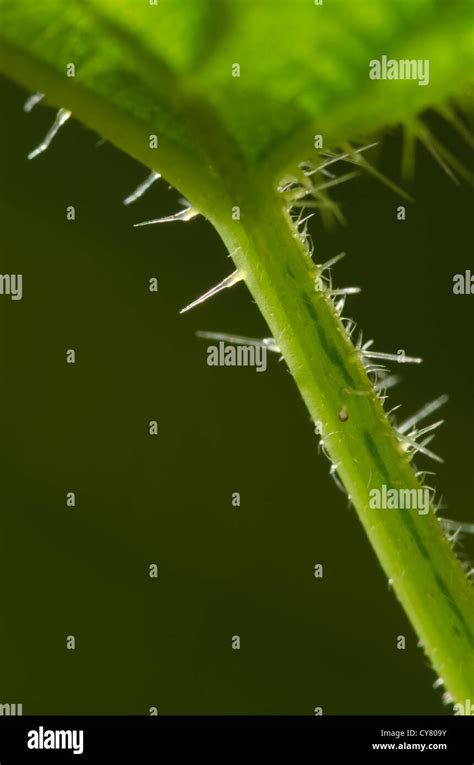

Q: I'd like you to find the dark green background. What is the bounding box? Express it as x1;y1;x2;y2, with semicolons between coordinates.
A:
0;76;472;715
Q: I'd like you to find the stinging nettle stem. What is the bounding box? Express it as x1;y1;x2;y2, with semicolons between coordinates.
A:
209;176;474;704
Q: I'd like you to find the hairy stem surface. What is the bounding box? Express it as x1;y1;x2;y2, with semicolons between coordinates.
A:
210;177;474;702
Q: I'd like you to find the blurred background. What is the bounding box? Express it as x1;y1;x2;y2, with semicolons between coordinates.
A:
0;76;472;715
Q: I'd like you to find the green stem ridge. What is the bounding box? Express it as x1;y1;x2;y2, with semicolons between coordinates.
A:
210;177;474;703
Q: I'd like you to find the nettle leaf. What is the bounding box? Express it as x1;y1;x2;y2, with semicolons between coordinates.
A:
1;0;473;207
1;0;474;705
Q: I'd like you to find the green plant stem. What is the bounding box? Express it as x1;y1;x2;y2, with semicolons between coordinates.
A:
1;33;473;705
209;176;474;703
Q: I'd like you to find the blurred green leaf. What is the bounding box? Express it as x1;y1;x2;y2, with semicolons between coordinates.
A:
1;0;473;206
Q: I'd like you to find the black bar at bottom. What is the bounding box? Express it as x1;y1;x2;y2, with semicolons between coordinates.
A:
0;715;472;762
